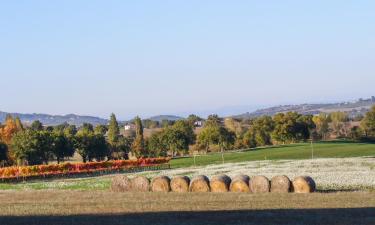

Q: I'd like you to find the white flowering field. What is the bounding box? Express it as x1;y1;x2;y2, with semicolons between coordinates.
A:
138;157;375;191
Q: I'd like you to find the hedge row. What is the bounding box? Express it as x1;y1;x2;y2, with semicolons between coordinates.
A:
0;157;170;179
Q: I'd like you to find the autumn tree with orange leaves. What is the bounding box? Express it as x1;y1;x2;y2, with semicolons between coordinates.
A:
0;115;24;163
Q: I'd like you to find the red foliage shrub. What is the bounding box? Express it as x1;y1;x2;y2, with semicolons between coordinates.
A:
0;157;170;179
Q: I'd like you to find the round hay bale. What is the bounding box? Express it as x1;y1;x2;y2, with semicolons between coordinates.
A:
249;175;270;193
189;175;210;192
210;174;231;192
151;176;171;192
230;175;250;193
170;176;190;193
111;175;132;192
271;175;291;193
131;176;150;192
292;176;316;193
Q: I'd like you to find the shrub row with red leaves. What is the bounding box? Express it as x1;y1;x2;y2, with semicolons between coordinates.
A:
0;157;170;179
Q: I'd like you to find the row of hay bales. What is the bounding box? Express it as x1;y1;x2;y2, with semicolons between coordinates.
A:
111;175;316;194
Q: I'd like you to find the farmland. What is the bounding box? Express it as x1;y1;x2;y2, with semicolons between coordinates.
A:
0;191;374;225
1;141;374;191
171;140;375;168
0;141;374;225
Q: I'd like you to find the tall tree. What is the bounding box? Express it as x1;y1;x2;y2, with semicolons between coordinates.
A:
312;113;331;140
132;116;145;157
330;111;349;137
361;105;375;137
107;113;119;144
0;142;8;164
14;117;24;131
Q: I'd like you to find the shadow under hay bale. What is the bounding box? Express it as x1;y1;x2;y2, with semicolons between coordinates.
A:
250;176;270;193
210;175;231;193
189;175;210;192
170;176;190;193
292;176;316;193
151;176;171;192
230;175;250;193
271;175;291;193
131;176;150;192
111;175;132;192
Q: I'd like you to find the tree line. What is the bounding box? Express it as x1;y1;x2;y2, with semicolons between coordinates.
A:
1;106;375;166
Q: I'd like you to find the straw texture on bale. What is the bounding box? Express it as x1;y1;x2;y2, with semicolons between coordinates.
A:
170;176;190;193
131;176;150;192
189;175;210;192
230;175;250;193
151;176;171;192
210;175;232;192
271;175;291;193
250;175;270;193
111;175;132;192
292;176;316;193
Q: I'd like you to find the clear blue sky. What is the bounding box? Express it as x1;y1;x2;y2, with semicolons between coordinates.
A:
1;0;374;119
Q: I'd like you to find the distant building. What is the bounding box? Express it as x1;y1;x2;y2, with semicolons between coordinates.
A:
372;96;375;102
194;120;203;127
124;123;136;130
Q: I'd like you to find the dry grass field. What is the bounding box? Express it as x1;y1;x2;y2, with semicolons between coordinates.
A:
0;191;374;225
1;142;374;224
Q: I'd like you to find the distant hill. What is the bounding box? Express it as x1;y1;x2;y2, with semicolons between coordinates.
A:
147;115;184;122
234;96;375;119
0;111;108;126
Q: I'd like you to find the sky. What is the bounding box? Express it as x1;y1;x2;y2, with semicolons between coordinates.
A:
1;0;374;120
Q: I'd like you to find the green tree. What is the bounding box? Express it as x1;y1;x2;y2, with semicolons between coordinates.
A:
272;112;313;144
81;123;94;132
0;142;8;164
30;120;43;131
75;128;108;162
132;116;145;157
11;130;53;165
312;113;331;140
51;132;75;164
64;125;77;138
361;105;375;137
147;131;168;157
197;115;234;153
107;113;119;144
330;111;349;137
94;124;108;136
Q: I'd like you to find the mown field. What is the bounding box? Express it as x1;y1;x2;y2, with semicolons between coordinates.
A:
171;140;375;168
0;140;374;225
0;191;374;225
0;140;374;191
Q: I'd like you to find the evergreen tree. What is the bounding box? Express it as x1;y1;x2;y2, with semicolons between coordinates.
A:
107;113;119;144
132;116;145;157
15;117;24;131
